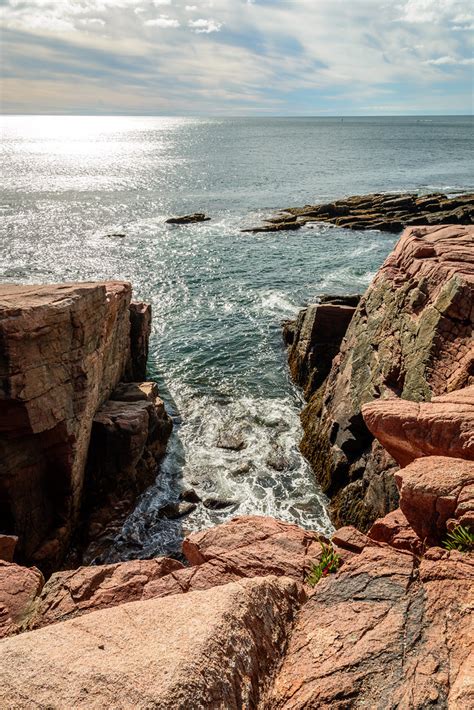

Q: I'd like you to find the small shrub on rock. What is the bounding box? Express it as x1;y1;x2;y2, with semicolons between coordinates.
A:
306;543;341;587
443;525;474;553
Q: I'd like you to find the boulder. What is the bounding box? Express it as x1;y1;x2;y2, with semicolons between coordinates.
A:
298;225;474;530
368;507;423;554
0;576;304;709
0;534;18;562
182;515;326;581
362;386;474;466
395;456;474;544
29;557;184;629
0;561;44;638
264;545;474;709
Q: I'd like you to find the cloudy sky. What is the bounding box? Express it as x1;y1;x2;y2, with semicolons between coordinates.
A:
1;0;473;115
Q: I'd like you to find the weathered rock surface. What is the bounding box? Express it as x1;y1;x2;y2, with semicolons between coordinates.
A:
248;191;474;233
29;557;183;629
264;545;474;709
368;507;423;555
0;561;44;638
125;301;151;381
296;225;474;530
0;282;171;572
396;456;474;543
0;576;304;710
363;385;474;466
165;212;210;224
285;296;359;398
182;515;326;581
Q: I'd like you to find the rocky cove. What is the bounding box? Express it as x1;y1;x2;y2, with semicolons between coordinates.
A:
0;217;473;708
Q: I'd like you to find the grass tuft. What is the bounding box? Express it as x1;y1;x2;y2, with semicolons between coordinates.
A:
306;542;341;587
443;525;473;553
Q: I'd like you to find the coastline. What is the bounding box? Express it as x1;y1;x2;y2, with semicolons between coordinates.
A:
0;214;473;706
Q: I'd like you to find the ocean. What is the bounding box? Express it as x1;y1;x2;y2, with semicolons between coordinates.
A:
1;114;473;560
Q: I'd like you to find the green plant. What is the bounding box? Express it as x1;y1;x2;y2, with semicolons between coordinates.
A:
443;525;474;553
306;542;341;587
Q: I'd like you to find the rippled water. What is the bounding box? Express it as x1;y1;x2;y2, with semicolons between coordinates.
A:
1;115;472;560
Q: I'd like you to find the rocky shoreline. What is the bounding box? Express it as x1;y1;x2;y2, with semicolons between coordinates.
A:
243;191;474;233
0;220;473;707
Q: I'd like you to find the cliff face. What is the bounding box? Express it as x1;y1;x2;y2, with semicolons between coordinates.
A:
290;225;474;530
0;282;171;572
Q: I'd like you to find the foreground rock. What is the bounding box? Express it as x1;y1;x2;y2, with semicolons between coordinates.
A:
396;456;474;543
165;212;210;224
291;225;474;530
247;191;474;233
0;576;303;709
30;557;184;629
29;516;325;629
0;282;171;572
264;545;474;709
363;386;474;466
0;561;44;638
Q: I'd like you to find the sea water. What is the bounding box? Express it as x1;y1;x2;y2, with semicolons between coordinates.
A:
1;115;472;560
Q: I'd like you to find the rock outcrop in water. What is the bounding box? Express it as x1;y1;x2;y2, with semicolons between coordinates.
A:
165;212;210;224
244;191;474;233
286;224;474;530
0;282;172;573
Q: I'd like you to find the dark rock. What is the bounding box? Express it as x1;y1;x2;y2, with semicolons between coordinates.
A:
125;301;151;382
159;501;197;519
165;213;210;224
0;535;18;563
179;488;201;504
203;498;237;510
241;221;302;233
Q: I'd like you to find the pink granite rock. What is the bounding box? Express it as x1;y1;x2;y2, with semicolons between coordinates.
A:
0;561;44;638
395;456;474;544
362;385;474;467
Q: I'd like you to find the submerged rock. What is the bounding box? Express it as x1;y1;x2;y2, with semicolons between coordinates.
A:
165;213;210;224
241;221;301;233
202;498;237;510
158;501;197;519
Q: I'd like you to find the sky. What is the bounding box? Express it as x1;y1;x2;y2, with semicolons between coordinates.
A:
1;0;473;115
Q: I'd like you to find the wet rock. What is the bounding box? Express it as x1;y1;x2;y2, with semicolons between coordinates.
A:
264;545;474;709
241;221;302;233
363;385;474;467
104;233;126;238
202;498;237;510
395;456;474;544
0;576;304;709
29;557;184;629
165;213;210;224
179;488;201;504
158;501;197;519
230;461;253;476
216;428;247;451
0;561;44;638
266;190;474;233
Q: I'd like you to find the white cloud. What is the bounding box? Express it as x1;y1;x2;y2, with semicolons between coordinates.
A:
185;5;198;10
145;16;180;28
424;54;474;64
188;18;222;33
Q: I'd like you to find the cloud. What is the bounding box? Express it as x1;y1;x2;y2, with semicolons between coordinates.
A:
188;18;222;33
2;0;473;114
144;16;180;28
424;55;474;64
